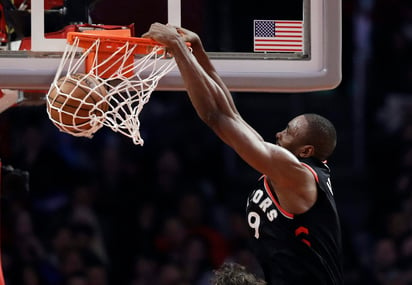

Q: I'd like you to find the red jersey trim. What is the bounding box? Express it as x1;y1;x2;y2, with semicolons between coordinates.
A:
263;176;294;219
301;162;319;183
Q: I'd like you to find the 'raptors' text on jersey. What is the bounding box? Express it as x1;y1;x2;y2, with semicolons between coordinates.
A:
245;157;344;285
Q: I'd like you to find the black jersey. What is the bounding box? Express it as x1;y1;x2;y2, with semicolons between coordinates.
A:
245;157;344;285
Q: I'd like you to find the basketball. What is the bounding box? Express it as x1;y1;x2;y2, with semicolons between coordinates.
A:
47;73;109;135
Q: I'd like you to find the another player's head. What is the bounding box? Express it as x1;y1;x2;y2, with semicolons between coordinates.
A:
211;262;267;285
276;113;337;161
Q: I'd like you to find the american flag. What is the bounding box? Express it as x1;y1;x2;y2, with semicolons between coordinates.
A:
254;20;303;52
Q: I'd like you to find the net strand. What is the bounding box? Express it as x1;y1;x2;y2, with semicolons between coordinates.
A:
46;35;178;145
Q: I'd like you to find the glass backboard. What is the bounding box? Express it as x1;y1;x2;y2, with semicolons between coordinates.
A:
0;0;341;92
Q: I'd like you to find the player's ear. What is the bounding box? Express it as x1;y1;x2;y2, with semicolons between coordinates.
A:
298;145;314;158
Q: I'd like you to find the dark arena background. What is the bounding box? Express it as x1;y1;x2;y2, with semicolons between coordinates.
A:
0;0;412;284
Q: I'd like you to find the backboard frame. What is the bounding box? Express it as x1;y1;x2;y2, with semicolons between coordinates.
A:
0;0;341;93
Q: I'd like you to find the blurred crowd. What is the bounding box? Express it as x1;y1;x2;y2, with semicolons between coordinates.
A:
0;92;267;285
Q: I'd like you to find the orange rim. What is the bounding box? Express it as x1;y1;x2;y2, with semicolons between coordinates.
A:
66;31;165;55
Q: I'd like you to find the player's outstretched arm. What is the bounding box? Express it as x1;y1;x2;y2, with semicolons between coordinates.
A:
143;23;314;214
143;23;236;122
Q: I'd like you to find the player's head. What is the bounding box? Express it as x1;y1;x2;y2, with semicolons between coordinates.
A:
276;113;337;161
211;262;267;285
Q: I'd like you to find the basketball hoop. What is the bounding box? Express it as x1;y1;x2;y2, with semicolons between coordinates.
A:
46;29;187;146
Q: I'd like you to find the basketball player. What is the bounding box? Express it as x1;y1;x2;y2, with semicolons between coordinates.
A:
211;262;267;285
143;23;344;284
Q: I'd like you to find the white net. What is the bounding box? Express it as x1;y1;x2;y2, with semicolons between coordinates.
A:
46;34;178;146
